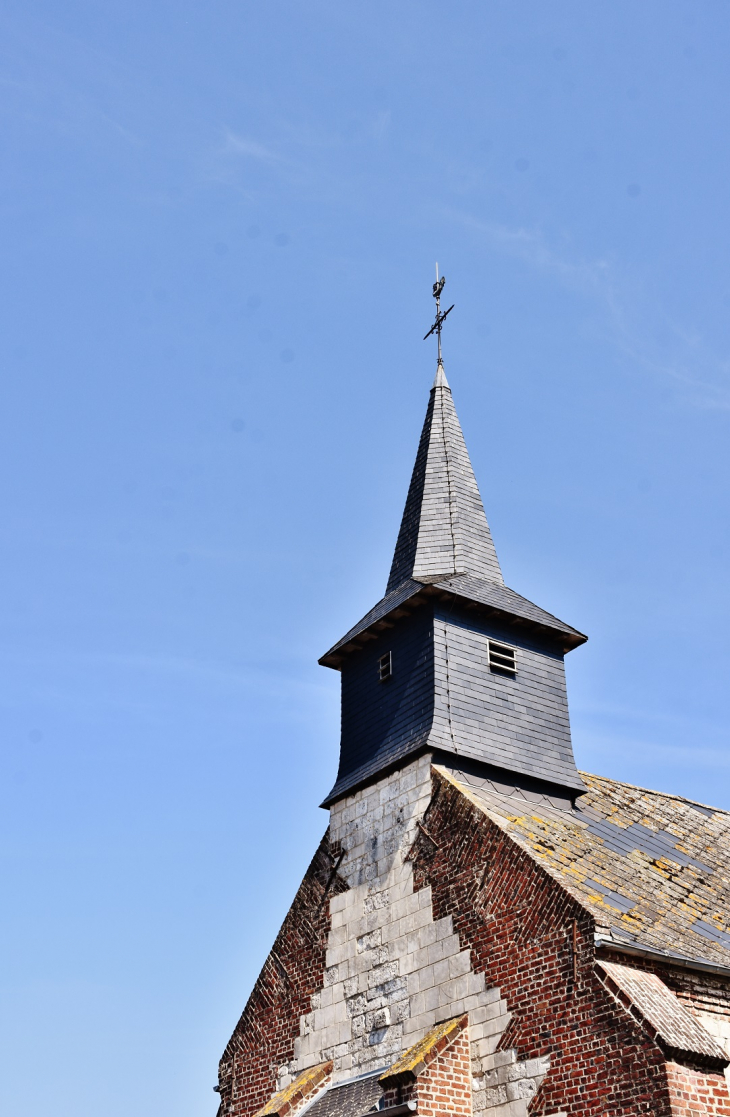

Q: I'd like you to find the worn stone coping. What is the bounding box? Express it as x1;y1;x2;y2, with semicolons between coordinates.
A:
379;1014;468;1087
253;1062;333;1117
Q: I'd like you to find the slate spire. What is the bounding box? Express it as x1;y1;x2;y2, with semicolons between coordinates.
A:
386;369;504;592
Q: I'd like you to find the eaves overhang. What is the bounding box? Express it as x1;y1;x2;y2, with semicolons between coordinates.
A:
595;934;730;980
318;574;587;669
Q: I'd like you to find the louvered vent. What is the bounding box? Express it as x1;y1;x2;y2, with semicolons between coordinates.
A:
488;640;516;676
378;651;392;682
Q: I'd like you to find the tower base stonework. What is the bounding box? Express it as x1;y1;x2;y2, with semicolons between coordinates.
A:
287;755;548;1114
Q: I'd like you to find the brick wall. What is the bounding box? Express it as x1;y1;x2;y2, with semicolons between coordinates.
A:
414;1025;474;1117
216;833;347;1117
382;1025;474;1117
665;1062;730;1116
412;769;675;1115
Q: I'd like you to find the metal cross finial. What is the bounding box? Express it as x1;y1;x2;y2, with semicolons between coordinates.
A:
423;262;454;368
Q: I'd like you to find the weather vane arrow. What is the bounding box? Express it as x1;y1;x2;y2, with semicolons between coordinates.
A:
423;264;454;369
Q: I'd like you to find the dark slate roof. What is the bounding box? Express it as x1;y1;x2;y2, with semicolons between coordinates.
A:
303;1071;382;1117
320;370;585;668
319;574;585;667
433;573;586;644
441;765;730;971
386;367;503;591
319;579;424;666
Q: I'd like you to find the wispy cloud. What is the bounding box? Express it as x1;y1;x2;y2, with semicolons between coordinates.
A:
370;110;391;141
581;730;730;774
220;129;280;163
445;210;730;412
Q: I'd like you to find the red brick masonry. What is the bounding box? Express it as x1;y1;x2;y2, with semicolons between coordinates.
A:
409;769;730;1116
403;1024;473;1117
217;833;346;1117
665;1062;730;1117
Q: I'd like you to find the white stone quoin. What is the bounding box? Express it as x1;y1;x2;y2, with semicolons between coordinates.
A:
278;755;549;1116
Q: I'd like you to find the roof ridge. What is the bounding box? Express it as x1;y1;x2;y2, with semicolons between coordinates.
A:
580;770;726;815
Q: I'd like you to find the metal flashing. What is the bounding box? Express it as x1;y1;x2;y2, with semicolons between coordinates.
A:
595;935;730;980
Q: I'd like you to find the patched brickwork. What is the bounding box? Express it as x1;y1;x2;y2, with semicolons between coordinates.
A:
217;833;347;1117
219;764;730;1117
415;1025;473;1117
411;768;676;1115
382;1021;473;1117
665;1062;730;1116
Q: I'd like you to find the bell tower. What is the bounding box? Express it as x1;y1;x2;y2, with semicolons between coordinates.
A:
319;291;586;808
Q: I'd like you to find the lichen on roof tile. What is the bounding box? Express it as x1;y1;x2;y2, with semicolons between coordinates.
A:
438;765;730;968
254;1062;333;1117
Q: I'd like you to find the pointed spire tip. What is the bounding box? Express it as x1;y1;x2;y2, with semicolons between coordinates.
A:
432;362;449;389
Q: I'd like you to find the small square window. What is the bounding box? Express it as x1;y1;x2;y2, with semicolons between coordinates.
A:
488;640;516;677
378;652;392;682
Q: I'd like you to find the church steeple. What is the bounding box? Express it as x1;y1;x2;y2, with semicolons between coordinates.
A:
319;291;587;808
387;364;503;592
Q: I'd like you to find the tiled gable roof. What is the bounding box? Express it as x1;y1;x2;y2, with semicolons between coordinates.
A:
379;1014;467;1086
440;765;730;970
253;1063;332;1117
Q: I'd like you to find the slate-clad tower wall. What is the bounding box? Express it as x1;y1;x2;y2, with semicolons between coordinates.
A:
338;608;434;786
430;604;576;792
334;602;577;800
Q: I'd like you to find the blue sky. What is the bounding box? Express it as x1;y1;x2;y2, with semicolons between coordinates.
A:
2;2;730;1114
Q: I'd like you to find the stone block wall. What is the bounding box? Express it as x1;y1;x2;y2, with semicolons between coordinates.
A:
289;753;538;1104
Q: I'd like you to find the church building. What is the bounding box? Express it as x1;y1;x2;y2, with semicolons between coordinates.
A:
215;299;730;1116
